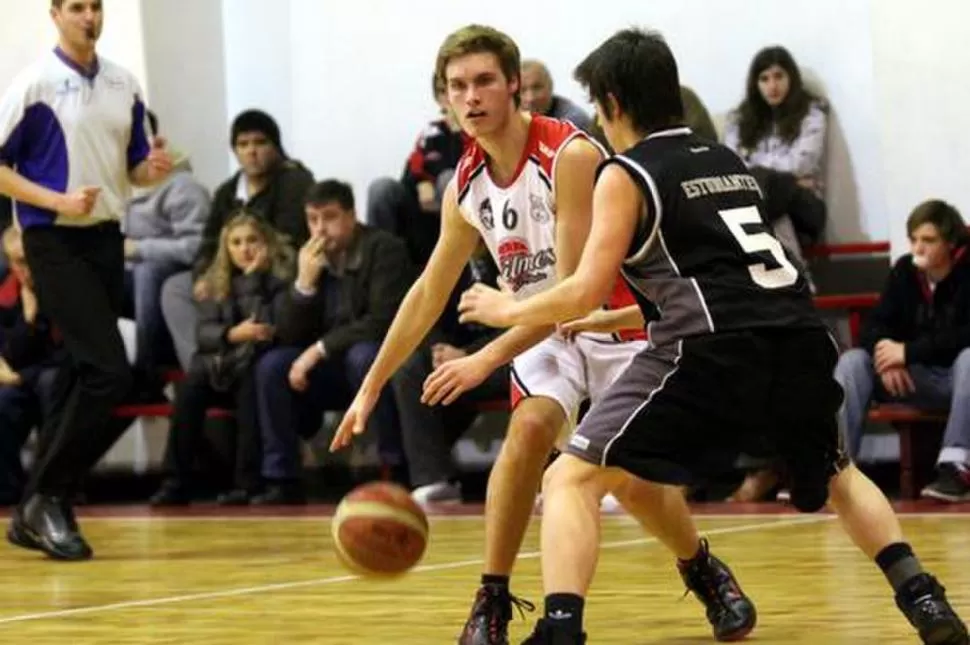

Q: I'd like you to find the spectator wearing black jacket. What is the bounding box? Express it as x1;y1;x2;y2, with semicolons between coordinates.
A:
255;180;414;503
835;200;970;501
160;110;313;370
0;226;66;504
392;246;508;504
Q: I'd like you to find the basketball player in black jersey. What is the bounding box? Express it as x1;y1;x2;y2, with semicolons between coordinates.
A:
458;28;967;645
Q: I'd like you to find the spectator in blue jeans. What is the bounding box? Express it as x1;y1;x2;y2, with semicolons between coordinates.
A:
254;180;414;503
123;111;209;376
835;200;970;501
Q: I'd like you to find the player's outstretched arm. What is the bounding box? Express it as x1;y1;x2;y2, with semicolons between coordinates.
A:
559;305;645;338
459;163;643;328
331;182;479;450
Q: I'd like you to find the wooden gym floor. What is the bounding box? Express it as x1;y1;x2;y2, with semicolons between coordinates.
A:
0;503;967;644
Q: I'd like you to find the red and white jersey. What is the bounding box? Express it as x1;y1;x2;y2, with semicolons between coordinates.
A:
455;116;584;300
455;115;645;341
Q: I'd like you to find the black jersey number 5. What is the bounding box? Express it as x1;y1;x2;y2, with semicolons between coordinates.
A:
719;206;799;289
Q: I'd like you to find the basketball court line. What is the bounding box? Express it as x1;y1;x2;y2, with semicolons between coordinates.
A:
0;514;833;626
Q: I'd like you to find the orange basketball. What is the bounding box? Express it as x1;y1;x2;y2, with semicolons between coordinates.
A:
331;481;429;577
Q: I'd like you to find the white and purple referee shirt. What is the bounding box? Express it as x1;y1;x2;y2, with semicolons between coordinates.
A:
0;47;151;229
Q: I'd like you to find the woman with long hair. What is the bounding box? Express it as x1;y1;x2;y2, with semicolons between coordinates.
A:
725;45;828;190
151;211;295;506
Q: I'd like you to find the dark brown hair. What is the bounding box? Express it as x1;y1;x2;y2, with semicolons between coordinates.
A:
735;46;821;150
906;199;969;246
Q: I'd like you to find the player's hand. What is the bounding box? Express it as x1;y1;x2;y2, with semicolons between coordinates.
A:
288;344;323;392
559;309;616;341
330;388;379;452
57;186;100;217
422;352;493;406
880;367;916;398
874;339;906;373
431;343;467;370
458;283;516;328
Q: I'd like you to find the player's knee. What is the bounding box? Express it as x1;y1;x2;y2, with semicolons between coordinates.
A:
504;409;560;458
542;454;597;494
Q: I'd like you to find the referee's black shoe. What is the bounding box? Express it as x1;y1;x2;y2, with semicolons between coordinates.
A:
19;494;93;561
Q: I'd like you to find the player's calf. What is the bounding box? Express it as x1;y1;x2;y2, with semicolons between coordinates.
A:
826;466;968;643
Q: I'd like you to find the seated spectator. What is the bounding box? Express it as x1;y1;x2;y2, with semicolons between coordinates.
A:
392;245;508;504
836;200;970;502
520;59;594;132
160;109;314;370
724;45;828;267
150;212;294;506
367;75;465;268
122;110;209;376
255;180;414;504
0;226;66;505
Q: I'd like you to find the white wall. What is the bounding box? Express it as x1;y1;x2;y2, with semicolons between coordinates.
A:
141;0;230;189
278;0;887;240
222;0;295;167
870;0;970;256
0;0;148;96
3;0;969;253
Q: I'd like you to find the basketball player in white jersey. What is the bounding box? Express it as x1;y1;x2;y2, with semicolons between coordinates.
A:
330;25;755;645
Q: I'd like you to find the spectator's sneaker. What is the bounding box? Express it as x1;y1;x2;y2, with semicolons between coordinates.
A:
412;481;462;506
678;539;757;641
458;584;534;645
895;573;969;644
520;619;586;644
921;464;970;503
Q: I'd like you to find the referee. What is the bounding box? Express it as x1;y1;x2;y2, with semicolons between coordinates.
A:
0;0;172;560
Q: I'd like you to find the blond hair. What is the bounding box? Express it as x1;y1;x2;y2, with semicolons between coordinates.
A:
203;211;295;301
434;24;521;106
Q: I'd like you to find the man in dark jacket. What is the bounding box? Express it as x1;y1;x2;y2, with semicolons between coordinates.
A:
160;110;314;370
254;180;414;503
392;247;508;504
0;226;66;504
835;200;970;501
